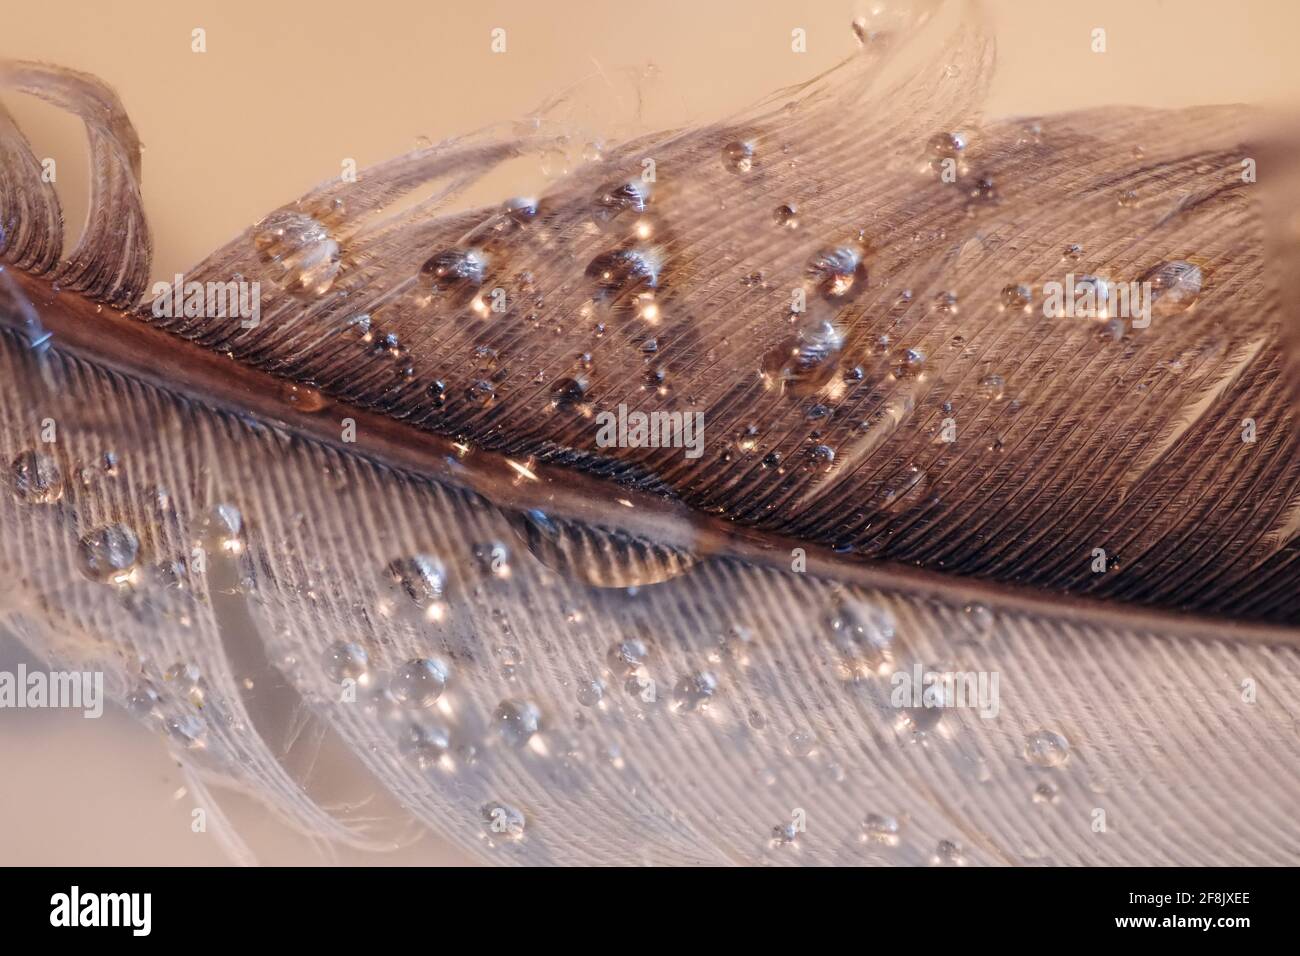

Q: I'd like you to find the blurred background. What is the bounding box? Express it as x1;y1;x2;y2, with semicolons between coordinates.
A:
1;0;1296;864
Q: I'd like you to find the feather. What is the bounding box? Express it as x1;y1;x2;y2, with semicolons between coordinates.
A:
1;0;1297;864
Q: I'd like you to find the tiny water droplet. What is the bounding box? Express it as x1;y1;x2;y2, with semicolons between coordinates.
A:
933;839;966;865
1001;284;1032;312
977;373;1006;402
827;598;896;677
1024;729;1071;767
787;730;816;757
494;698;542;747
10;451;63;504
606;638;649;676
385;555;446;607
1033;781;1060;804
576;679;605;707
861;813;902;846
673;670;718;712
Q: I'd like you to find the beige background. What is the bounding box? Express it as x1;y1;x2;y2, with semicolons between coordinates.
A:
1;0;1296;864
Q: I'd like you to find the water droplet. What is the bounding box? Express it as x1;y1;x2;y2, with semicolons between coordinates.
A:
164;713;205;748
1143;260;1202;317
550;375;590;407
481;802;527;841
324;641;369;684
1024;729;1071;768
126;682;160;716
1033;781;1060;804
827;598;896;677
1062;243;1083;262
932;290;959;313
503;196;539;224
787;730;816;757
607;638;649;676
385;555;446;608
494;698;542;747
391;658;449;708
77;524;140;584
808;444;836;473
254;210;342;295
672;670;718;712
773;203;799;229
861;813;902;846
933;839;966;865
398;718;449;768
961;603;994;639
420;248;487;293
977;373;1006;402
806;246;868;299
770;822;800;847
576;679;605;707
1001;284;1032;312
890;347;926;379
968;175;997;204
10;450;63;504
722;140;755;173
595;179;650;220
586;247;660;295
466;379;497;407
165;662;206;708
763;319;844;395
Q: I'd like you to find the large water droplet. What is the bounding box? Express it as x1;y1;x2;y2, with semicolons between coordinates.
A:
763;319;844;396
585;247;660;295
421;248;487;293
806;246;868;300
